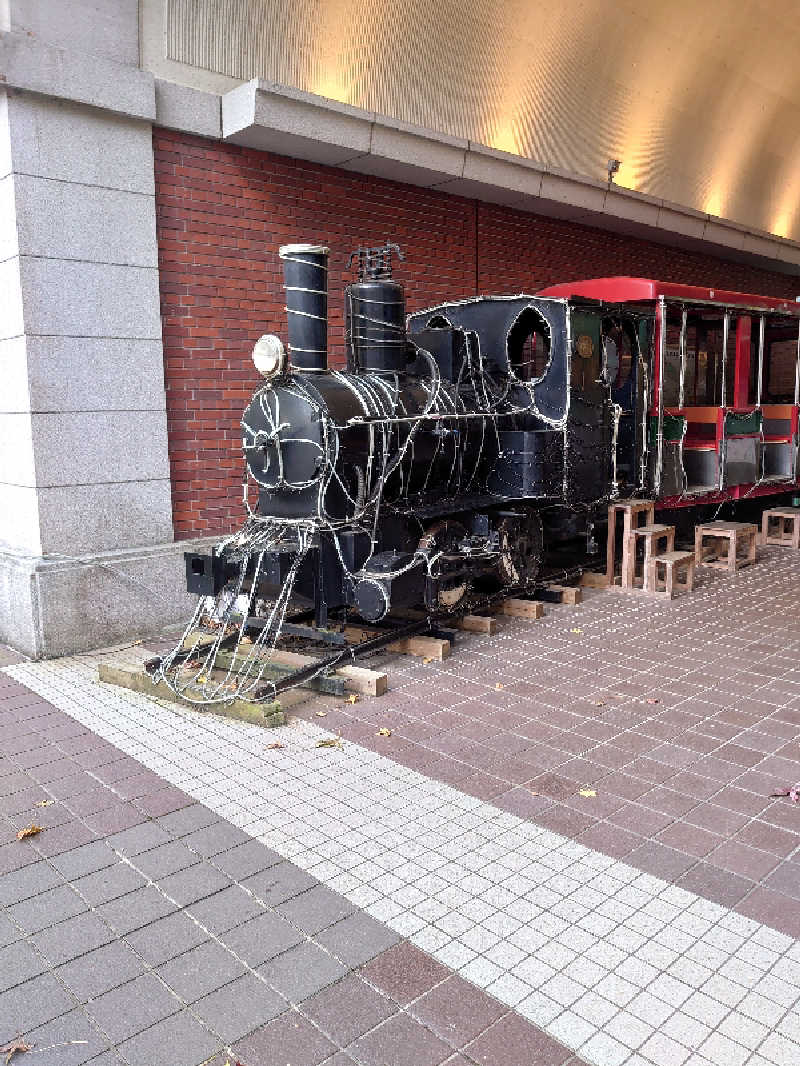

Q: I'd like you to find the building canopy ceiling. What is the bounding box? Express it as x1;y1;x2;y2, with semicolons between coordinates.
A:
163;0;800;242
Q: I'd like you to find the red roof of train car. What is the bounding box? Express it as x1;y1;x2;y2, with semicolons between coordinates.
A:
537;277;800;313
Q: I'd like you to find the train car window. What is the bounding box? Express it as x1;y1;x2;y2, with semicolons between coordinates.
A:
507;308;551;382
762;324;799;403
662;312;683;406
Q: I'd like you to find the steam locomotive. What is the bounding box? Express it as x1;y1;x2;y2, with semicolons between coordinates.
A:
183;241;621;631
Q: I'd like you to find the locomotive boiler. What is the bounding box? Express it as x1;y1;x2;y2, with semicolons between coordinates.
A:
156;241;620;703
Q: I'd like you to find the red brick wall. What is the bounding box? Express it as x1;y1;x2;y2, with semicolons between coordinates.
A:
153;128;800;538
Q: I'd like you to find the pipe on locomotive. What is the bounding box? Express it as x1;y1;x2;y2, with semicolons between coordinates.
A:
278;243;330;371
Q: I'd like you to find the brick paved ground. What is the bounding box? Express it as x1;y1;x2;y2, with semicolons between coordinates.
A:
0;668;581;1066
3;545;800;1066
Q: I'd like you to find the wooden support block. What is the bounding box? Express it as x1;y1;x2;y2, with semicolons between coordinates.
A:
500;598;544;620
456;614;498;635
580;571;609;588
344;625;450;661
98;663;285;726
266;648;389;696
546;584;582;605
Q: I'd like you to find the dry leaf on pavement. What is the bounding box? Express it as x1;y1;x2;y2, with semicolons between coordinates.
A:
1;1039;33;1064
16;825;42;841
579;789;597;798
315;710;327;717
34;800;53;808
265;741;285;750
345;694;358;704
377;728;392;737
316;737;343;749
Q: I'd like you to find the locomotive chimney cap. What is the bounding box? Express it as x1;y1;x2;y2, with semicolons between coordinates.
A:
279;243;330;258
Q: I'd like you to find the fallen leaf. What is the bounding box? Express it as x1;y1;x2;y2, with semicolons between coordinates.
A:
316;737;343;749
646;698;660;705
315;710;328;717
377;728;392;737
495;683;504;690
34;799;53;808
1;1039;33;1064
265;741;285;750
422;657;433;664
345;694;358;704
771;785;800;803
16;825;42;841
132;639;143;646
570;628;583;634
594;700;605;707
197;674;209;683
579;789;597;798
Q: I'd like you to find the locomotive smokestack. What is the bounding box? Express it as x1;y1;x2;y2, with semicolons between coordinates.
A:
278;243;329;371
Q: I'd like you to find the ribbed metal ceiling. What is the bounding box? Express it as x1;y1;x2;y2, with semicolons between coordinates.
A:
165;0;800;242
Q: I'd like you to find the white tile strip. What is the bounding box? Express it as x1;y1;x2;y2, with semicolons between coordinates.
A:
7;653;800;1066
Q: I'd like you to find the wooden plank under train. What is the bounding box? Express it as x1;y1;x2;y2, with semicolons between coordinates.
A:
97;663;285;727
545;584;583;605
456;613;497;635
580;571;609;588
498;598;544;620
210;649;346;697
265;648;388;697
343;625;451;662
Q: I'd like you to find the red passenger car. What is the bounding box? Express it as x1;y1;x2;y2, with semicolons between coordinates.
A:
539;278;800;508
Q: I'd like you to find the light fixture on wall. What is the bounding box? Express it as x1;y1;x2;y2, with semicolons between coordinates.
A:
607;158;622;184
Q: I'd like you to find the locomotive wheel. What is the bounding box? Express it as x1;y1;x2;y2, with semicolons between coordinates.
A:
497;512;542;589
418;519;469;610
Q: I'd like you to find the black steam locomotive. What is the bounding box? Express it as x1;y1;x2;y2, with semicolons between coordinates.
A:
182;241;620;637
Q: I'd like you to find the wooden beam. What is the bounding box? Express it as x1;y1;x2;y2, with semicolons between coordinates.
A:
456;614;497;635
343;625;450;661
546;584;583;605
580;571;609;588
98;663;285;727
500;598;544;620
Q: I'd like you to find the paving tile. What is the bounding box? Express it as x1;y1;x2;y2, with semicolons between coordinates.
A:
96;885;177;935
220;910;305;967
0;938;48;993
181;821;251;857
72;861;147;906
31;819;99;857
275;884;356;935
154;804;220;837
8;883;87;934
300;974;396;1046
156;939;247;1002
361;942;451;1005
31;911;115;966
234;1011;335;1066
23;1007;110;1065
83;804;146;837
316;911;401;967
0;912;21;948
124;910;210;966
0;858;62;906
105;820;173;856
115;1010;219;1066
242;861;318;906
348;1013;453;1066
130;839;200;880
49;841;117;880
464;1013;573;1066
0;972;76;1034
260;941;348;1002
134;787;192;818
186;883;264;934
156;862;232;906
85;973;182;1044
192;973;286;1042
55;940;147;1001
676;863;754;908
408;975;507;1046
210;839;283;880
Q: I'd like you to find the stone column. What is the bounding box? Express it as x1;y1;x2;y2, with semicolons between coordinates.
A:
0;4;209;656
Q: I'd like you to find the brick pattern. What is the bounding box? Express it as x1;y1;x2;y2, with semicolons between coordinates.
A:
153;128;800;539
0;673;580;1066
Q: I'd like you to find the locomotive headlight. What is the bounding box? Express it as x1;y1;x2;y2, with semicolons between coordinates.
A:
252;334;286;379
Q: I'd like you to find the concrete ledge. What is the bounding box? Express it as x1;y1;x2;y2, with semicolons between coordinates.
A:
0;537;218;658
0;33;155;121
155;79;221;139
219;79;800;277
